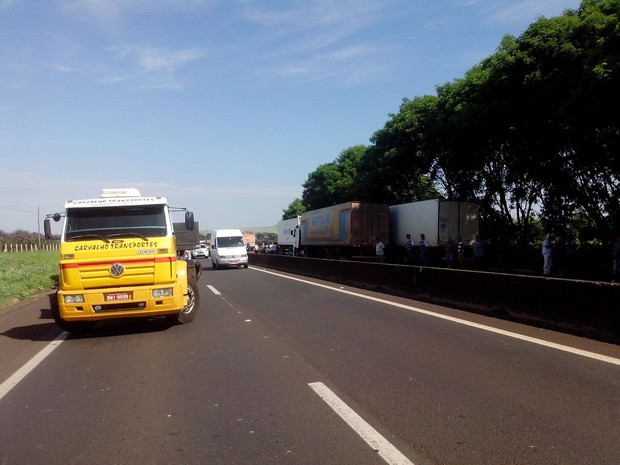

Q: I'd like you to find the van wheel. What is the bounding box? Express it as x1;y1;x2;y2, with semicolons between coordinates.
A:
177;276;199;324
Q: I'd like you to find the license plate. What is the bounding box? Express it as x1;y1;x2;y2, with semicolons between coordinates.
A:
104;292;132;301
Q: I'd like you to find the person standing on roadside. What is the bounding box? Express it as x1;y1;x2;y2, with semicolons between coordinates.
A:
542;235;553;276
612;235;620;282
445;237;455;268
405;233;416;264
457;236;466;268
472;235;485;269
419;234;430;265
375;237;385;263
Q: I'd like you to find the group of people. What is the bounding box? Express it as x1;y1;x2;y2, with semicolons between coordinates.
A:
541;234;620;281
403;233;430;265
375;233;487;267
541;235;580;277
374;231;620;281
374;233;432;265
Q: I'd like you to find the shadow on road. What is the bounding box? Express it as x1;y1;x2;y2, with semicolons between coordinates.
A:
2;297;176;341
1;322;61;342
67;317;176;339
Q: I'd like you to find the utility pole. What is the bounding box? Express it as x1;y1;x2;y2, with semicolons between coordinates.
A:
38;206;41;248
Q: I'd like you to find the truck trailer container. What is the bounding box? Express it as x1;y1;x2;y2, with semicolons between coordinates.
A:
389;199;479;247
297;202;389;258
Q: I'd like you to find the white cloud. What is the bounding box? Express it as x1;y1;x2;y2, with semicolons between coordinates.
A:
103;44;203;90
65;0;121;21
121;45;202;73
237;1;392;86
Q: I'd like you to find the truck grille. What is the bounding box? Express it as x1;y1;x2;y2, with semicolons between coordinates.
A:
78;259;157;289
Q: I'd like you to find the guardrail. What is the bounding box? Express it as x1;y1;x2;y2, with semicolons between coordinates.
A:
249;253;620;344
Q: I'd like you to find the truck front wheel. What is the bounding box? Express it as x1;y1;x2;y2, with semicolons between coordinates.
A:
176;276;199;324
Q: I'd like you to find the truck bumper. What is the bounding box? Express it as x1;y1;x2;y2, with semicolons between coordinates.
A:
57;282;188;321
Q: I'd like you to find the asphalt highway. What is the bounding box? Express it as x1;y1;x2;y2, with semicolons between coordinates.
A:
1;262;619;465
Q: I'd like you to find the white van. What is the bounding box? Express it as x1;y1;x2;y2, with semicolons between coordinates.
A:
210;229;248;269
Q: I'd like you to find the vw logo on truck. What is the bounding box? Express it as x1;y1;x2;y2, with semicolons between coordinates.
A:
110;262;125;277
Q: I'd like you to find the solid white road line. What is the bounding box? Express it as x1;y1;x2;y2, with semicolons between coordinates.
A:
252;267;620;367
309;382;415;465
206;285;221;295
0;332;68;402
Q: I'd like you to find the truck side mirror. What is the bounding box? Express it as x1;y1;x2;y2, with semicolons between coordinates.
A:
185;211;195;231
44;218;52;239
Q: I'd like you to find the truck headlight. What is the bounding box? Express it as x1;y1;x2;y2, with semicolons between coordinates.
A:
152;288;173;298
64;294;85;304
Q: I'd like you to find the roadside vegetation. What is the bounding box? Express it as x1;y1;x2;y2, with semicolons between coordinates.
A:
0;251;58;309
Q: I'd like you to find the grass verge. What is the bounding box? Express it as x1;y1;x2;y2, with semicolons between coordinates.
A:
0;251;59;309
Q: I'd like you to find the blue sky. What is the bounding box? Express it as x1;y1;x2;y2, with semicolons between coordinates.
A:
0;0;581;234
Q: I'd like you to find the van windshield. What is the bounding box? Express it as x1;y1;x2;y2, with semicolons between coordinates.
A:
217;236;244;247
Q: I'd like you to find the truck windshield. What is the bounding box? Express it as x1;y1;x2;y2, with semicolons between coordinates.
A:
65;205;168;240
217;236;244;248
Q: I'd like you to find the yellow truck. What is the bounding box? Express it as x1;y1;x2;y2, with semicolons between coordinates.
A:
44;188;200;332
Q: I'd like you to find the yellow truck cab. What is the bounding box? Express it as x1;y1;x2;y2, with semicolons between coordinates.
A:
44;188;200;332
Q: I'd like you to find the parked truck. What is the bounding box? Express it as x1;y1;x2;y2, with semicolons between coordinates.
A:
389;199;479;257
277;216;300;255
295;202;389;258
44;188;200;332
242;232;257;252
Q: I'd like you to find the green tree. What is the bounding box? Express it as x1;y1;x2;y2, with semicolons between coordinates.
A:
282;198;305;220
416;0;619;244
301;145;369;210
362;96;441;204
483;0;620;241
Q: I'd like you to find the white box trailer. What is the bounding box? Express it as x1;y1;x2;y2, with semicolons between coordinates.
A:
389;200;479;247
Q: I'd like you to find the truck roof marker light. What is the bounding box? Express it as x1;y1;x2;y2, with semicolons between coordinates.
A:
100;188;141;198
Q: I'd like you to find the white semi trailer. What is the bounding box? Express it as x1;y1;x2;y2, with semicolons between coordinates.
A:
389;199;479;247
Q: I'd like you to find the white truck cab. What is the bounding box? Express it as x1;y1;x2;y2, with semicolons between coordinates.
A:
210;229;248;269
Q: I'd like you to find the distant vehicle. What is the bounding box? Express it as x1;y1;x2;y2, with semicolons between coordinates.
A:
193;244;209;259
277;216;300;255
210;229;249;269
